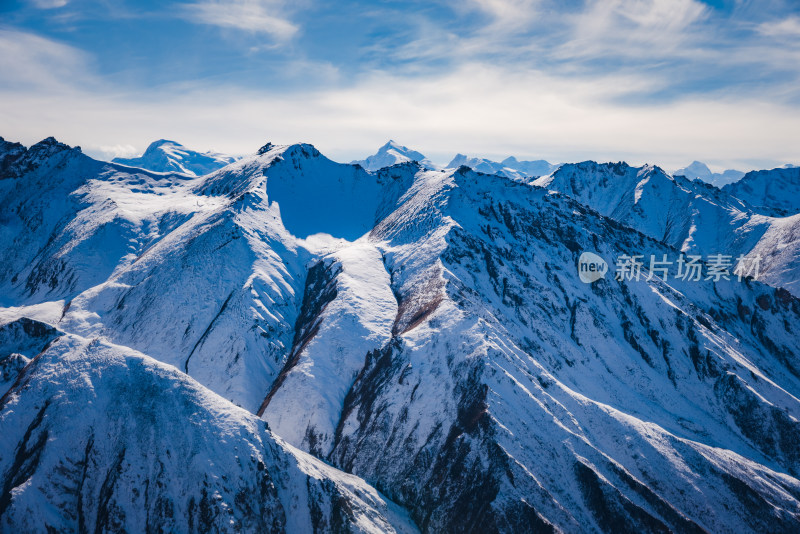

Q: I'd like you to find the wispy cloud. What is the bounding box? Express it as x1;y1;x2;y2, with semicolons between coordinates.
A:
1;41;798;171
178;0;298;41
561;0;709;59
28;0;68;9
1;1;799;170
758;15;800;38
0;29;97;92
464;0;541;30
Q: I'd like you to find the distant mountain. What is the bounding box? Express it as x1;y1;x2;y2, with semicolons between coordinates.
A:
673;160;745;187
501;156;558;177
447;154;556;179
113;139;237;176
352;140;436;171
723;166;800;217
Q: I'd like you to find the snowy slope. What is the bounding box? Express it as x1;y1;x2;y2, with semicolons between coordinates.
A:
113;139;237;176
723;166;800;217
0;139;417;412
352;141;437;171
674;161;744;187
55;143;393;411
532;161;761;253
739;212;800;294
260;243;397;456
0;326;417;534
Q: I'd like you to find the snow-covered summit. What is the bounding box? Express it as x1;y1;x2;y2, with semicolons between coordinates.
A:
0;136;27;175
351;140;436;171
113;139;237;176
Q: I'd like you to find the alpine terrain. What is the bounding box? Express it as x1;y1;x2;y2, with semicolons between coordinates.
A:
1;135;800;533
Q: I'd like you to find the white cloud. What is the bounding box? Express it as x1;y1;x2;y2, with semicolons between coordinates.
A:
758;16;800;38
28;0;68;8
465;0;540;29
559;0;709;60
0;29;97;92
2;16;799;172
93;144;140;161
179;0;298;40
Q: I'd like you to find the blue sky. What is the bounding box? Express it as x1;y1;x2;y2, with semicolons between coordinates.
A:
1;0;799;170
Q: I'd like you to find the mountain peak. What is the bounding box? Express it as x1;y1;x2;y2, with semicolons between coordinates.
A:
147;139;180;149
30;136;76;152
257;141;275;155
113;139;237;176
352;140;435;172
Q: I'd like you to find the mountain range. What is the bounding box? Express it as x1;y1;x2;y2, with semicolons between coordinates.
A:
446;154;557;179
532;161;800;294
2;135;800;532
353;142;557;179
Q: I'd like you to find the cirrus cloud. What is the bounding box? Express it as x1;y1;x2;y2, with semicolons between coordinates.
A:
178;0;298;41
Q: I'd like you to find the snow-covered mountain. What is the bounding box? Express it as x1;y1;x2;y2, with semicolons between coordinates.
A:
673;160;744;187
351;140;437;171
723;166;800;217
113;139;237;176
447;154;556;179
3;136;800;532
533;161;800;294
0;324;416;533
